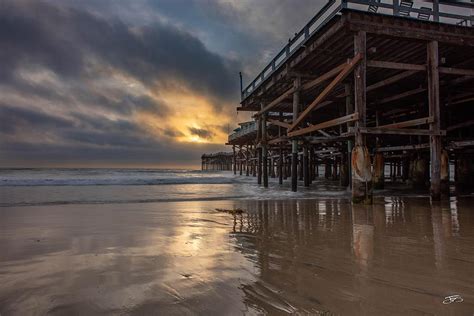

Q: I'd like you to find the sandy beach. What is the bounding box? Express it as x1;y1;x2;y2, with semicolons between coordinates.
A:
1;196;474;315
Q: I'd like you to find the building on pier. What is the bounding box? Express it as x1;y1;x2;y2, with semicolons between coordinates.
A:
227;0;474;202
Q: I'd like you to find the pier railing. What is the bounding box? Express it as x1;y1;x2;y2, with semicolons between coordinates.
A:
228;121;257;142
241;0;473;101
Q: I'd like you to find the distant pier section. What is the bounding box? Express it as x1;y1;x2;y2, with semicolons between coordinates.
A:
201;152;233;171
225;0;474;203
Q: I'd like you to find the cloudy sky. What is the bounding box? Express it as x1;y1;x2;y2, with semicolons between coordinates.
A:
0;0;323;168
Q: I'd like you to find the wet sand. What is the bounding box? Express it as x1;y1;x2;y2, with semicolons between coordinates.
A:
1;197;474;315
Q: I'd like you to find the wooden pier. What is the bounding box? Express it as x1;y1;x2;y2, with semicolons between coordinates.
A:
201;152;233;171
227;0;474;202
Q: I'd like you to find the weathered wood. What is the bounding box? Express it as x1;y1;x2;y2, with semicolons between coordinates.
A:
289;53;362;132
267;119;291;129
268;136;289;145
378;87;426;104
301;63;347;91
262;109;268;188
348;15;474;47
428;40;441;200
449;140;474;149
288;113;359;137
379;116;434;129
449;96;474;106
447;120;474;131
303;146;310;187
367;60;426;71
354;31;366;147
291;77;300;192
439;67;474;76
360;127;445;136
367;71;417;92
376;143;430;152
255;88;294;117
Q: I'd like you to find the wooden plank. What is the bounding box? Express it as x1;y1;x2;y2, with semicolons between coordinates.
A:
288;53;362;132
308;133;353;144
268;136;289;145
439;67;474;76
288;113;359;137
267;119;291;129
367;71;417;92
255;62;349;117
449;140;474;149
255;87;294;117
376;143;430;152
367;60;426;71
450;96;474;105
347;16;474;47
378;87;426;104
379;116;434;129
360;127;445;136
447;119;474;131
301;63;347;91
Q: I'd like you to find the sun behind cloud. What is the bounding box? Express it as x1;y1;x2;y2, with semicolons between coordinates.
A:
136;86;232;145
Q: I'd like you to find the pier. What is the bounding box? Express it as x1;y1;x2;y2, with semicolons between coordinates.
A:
201;152;233;171
225;0;474;203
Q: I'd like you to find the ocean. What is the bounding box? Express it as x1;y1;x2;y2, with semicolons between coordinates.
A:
1;168;473;314
0;168;347;207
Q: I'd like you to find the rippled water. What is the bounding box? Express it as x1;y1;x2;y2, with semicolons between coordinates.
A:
1;169;473;314
1;196;474;315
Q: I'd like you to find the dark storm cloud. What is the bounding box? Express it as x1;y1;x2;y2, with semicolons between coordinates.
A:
188;127;215;140
0;0;239;103
0;104;73;134
0;0;322;167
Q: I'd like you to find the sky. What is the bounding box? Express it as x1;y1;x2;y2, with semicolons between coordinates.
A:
0;0;324;168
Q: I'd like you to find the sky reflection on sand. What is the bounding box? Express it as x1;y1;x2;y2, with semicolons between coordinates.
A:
1;197;473;315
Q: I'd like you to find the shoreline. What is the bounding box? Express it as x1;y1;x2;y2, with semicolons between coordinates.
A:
1;197;474;315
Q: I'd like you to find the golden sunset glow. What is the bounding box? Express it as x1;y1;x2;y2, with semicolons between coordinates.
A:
137;87;232;144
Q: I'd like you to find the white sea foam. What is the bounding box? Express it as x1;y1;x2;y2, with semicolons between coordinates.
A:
0;168;352;207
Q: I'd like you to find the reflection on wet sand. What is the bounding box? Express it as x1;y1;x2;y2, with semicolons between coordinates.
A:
231;198;474;315
0;197;473;315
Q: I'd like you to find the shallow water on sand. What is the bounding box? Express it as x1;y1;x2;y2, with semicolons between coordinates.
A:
1;197;473;315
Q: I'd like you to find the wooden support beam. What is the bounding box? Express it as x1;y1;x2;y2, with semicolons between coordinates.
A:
367;60;426;71
378;116;434;129
255;62;350;117
288;113;359;137
291;77;300;192
367;71;418;92
376;143;430;152
428;40;441;200
354;31;366;147
288;53;362;132
255;88;294;117
439;67;474;76
267;119;291;129
301;63;347;91
378;87;426;104
447;119;474;131
308;133;354;145
449;140;474;149
360;127;445;136
449;96;474;105
268;136;289;145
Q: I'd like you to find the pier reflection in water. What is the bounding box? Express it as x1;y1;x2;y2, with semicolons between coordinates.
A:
229;197;474;315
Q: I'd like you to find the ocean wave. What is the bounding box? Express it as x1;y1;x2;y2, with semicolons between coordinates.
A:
0;177;237;186
0;195;248;207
